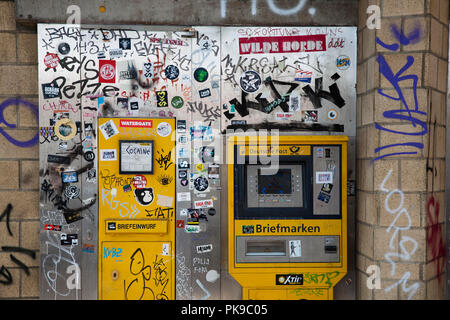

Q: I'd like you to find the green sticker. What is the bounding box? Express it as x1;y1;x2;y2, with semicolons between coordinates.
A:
194;67;208;83
171;96;184;109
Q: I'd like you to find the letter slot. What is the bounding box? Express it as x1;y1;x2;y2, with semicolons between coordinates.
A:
246;240;286;256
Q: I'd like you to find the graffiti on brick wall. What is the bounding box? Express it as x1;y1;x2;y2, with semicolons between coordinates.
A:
0;98;39;147
373;23;425;161
0;204;37;286
426;196;445;283
379;169;420;300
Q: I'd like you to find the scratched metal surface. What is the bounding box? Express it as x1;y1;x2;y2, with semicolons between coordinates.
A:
37;24;356;300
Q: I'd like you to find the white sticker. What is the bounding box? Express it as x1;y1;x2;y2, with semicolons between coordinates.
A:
99;120;119;140
196;244;213;254
157;122;172;137
316;171;333;184
100;149;117;161
275;112;293;120
289;240;301;257
109;48;123;59
289;94;301;112
194;199;213;209
143;62;154;80
177;192;191;202
162;243;170;256
157;194;173;208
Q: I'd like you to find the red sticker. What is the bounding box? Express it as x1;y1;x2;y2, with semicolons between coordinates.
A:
44;53;59;69
120;119;153;128
99;60;116;83
176;220;185;228
239;34;326;55
132;175;147;189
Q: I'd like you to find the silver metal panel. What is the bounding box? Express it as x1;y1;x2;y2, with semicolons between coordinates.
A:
312;145;340;215
236;235;340;263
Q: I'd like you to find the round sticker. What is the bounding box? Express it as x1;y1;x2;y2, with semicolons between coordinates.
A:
58;42;71;55
171;96;184;109
54;118;77;141
240;70;262;93
164;65;179;80
194;176;209;192
83;151;95;162
132;175;147;189
44;53;59;69
157;122;172;137
194;67;208;83
180;178;189;187
64;185;80;200
327;109;338;120
336;55;350;70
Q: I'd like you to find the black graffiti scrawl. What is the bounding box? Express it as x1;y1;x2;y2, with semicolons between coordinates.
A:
302;73;346;109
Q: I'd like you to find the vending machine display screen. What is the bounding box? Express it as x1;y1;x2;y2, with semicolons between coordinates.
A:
258;169;292;195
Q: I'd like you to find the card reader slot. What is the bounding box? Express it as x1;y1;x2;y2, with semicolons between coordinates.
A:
245;240;286;256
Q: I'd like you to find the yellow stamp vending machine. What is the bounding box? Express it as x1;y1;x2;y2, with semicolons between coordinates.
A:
227;135;348;300
98;118;176;300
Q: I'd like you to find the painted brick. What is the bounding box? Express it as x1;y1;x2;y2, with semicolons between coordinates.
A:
0;65;38;96
381;0;425;16
0;33;17;63
0;191;39;220
400;159;427;192
0;268;20;298
20;220;40;251
379;192;421;228
17;33;38;64
0;98;17;128
424;53;438;88
425;277;445;299
374;226;398;260
379;53;423;89
0;128;38;159
430;18;443;56
373;159;399;191
0;160;19;189
402;16;429;52
20;160;39;190
375;17;402;53
21;267;39;298
357;222;374;258
0;2;16;31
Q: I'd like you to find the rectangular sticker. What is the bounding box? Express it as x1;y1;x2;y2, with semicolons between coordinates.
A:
61;171;78;183
119;119;153;128
196;244;213;254
100;149;117;161
289;240;302;257
105;220;168;234
177;192;191;202
316;171;333;184
239;34;326;55
157;194;174;208
194;199;213;209
98;60;116;83
99;119;119;140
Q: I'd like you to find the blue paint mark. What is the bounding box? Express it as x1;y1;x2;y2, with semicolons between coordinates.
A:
373;22;426;162
0;98;39;148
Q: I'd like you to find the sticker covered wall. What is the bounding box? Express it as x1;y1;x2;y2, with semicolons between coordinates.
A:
221;26;356;135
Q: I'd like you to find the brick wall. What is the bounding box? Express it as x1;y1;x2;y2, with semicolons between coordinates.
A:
0;0;40;299
356;0;448;299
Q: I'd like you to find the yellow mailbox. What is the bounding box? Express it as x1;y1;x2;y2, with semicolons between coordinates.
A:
98;118;176;300
227;135;348;300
